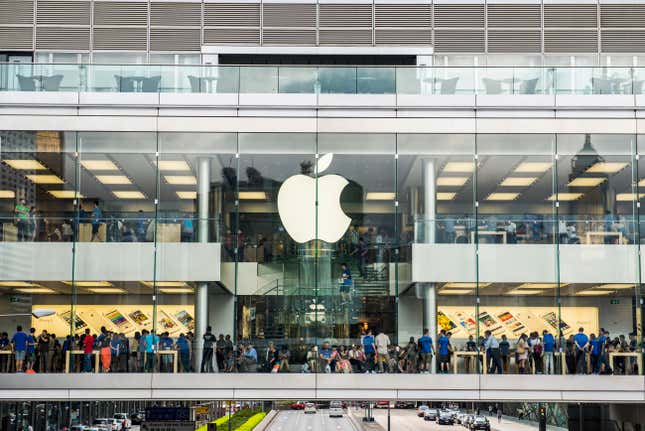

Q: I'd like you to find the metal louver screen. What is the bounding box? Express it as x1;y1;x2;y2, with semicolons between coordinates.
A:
601;5;645;28
602;30;645;53
204;3;260;27
151;3;201;27
93;27;147;50
204;28;260;44
319;29;372;46
36;27;89;50
375;29;431;46
262;29;315;45
488;30;541;53
151;28;200;51
319;4;372;28
544;4;597;28
0;1;34;25
375;4;431;28
434;5;484;28
0;27;32;49
544;30;598;53
434;29;484;52
37;1;90;25
263;4;316;28
487;4;540;28
94;2;148;26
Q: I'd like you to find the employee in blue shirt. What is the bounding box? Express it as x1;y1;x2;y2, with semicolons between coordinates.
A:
418;329;434;373
437;330;451;374
589;333;603;374
362;330;376;373
573;327;589;374
175;333;191;372
542;330;556;375
11;326;28;372
339;263;352;304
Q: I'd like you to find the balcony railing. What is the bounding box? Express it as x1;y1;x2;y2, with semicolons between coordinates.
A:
2;63;645;96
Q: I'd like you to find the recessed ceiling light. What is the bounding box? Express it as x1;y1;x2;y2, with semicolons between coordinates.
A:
443;282;492;288
16;288;55;294
141;281;187;287
436;192;456;201
96;175;132;185
594;284;635;290
164;175;197;185
439;289;473;295
87;287;126;294
586;162;628;174
486;192;519;201
500;177;537;187
156;160;191;171
4;159;47;170
442;162;474;173
437;177;469;187
159;288;194;294
365;192;395;200
26;174;64;184
576;290;615;296
0;281;40;287
176;191;197;200
616;193;645;201
239;191;267;200
514;162;552;173
48;190;83;199
0;190;15;198
547;193;583;201
506;289;544;295
62;281;113;287
568;177;606;187
113;191;145;199
81;160;119;171
517;283;568;289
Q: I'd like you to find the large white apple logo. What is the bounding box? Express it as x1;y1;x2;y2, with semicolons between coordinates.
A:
277;153;351;243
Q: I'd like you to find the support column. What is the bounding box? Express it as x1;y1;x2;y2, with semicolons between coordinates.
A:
422;158;437;373
194;157;211;372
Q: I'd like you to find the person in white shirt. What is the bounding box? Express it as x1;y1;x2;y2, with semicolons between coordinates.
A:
375;330;391;373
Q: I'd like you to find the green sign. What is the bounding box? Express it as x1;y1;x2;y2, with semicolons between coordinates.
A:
610;299;620;305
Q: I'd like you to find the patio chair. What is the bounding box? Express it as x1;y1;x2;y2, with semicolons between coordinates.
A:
482;78;502;94
591;77;613;95
440;77;459;95
188;75;201;92
519;78;539;95
141;76;161;93
42;75;63;91
114;75;135;92
16;75;36;91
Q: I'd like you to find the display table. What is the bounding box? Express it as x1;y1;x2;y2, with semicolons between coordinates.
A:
65;349;100;373
78;223;106;242
470;231;507;244
157;224;181;242
453;351;487;374
609;351;641;375
586;231;622;244
2;223;17;241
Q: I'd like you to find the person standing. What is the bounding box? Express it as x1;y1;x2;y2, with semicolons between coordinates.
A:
82;329;94;372
215;334;226;371
590;333;602;374
176;333;191;372
418;328;434;373
14;199;29;241
91;200;102;242
201;326;216;373
362;329;376;373
11;326;28;372
25;328;36;372
499;335;510;373
484;330;502;374
143;330;159;372
573;327;589;374
355;237;368;278
36;330;50;373
339;262;352;304
375;329;390;373
542;330;555;375
437;330;451;374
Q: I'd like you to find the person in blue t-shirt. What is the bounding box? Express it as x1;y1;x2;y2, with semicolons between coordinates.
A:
589;333;602;374
26;327;36;372
437;330;451;374
11;326;28;372
319;341;335;373
542;330;556;375
91;200;102;242
159;332;174;372
175;333;191;372
573;327;589;374
418;328;434;373
339;263;352;304
362;330;376;373
142;329;159;372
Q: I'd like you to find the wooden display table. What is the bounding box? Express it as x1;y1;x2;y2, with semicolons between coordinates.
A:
586;231;622;244
609;352;642;375
79;223;106;242
65;349;100;373
453;351;487;374
471;231;507;244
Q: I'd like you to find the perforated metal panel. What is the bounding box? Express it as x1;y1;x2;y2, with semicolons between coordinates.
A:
94;2;147;26
601;5;645;28
0;1;34;25
204;3;260;27
319;29;372;45
434;29;485;52
602;30;645;53
544;30;598;53
151;2;201;27
36;27;89;50
375;29;431;46
434;5;484;28
37;1;90;25
487;4;540;28
319;4;372;28
93;27;147;50
488;30;541;53
204;28;260;44
263;4;316;28
544;4;597;28
150;28;200;51
262;29;315;45
0;27;32;50
375;4;431;28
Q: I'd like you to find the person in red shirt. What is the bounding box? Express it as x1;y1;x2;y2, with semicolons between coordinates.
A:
82;329;95;372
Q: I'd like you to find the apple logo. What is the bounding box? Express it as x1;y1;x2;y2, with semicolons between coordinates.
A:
277;153;351;243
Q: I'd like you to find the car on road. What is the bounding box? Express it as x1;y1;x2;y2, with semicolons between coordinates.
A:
130;412;144;426
469;416;491;431
423;409;439;421
70;425;86;431
304;402;317;414
329;401;344;418
417;405;429;417
92;418;119;431
290;401;305;410
462;414;475;427
113;413;131;430
437;411;455;425
394;401;415;409
375;401;390;409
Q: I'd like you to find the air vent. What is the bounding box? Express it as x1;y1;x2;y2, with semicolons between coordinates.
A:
151;28;200;51
375;4;431;28
319;29;372;46
204;3;260;27
204;28;260;44
262;29;315;45
93;27;147;50
602;30;645;53
263;4;316;28
37;1;90;25
487;4;540;28
94;2;148;26
544;30;598;53
36;27;89;50
0;27;32;50
434;5;484;28
434;29;484;52
151;3;201;27
0;1;33;25
488;30;540;53
375;30;431;46
601;5;645;28
319;4;372;28
545;4;597;28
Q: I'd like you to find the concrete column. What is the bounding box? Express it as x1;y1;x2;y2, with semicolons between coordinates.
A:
194;157;211;372
422;158;437;373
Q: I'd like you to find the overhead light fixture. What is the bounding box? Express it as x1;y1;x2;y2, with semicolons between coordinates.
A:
616;193;645;201
517;283;568;289
87;287;126;294
0;281;40;287
514;162;552;173
48;190;83;199
442;162;474;173
486;192;519;201
81;160;119;171
26;174;64;184
586;162;628;174
443;282;492;288
176;191;197;200
4;159;47;170
141;281;188;287
156;160;191;171
96;175;132;185
16;287;55;294
437;177;469;187
113;191;145;199
576;290;614;296
365;192;395;201
547;193;583;201
568;177;606;187
439;289;473;295
500;177;537;187
0;190;15;198
159;288;194;294
639;179;645;187
164;175;197;185
506;289;543;295
594;284;634;290
436;192;456;201
63;281;113;287
239;191;267;200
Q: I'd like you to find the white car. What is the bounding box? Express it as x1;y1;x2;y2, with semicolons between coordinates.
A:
329;401;343;418
304;402;317;414
417;405;429;417
92;418;119;431
113;413;131;430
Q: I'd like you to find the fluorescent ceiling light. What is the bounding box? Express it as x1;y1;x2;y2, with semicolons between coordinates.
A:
4;159;47;170
437;177;468;187
141;281;187;287
176;191;197;200
87;288;126;294
366;192;395;201
616;193;645;201
26;174;64;184
239;191;267;200
48;190;82;199
500;177;537;187
547;193;583;201
62;281;113;287
586;162;628;174
159;288;194;294
576;290;615;296
514;162;552;173
443;282;492;288
639;179;645;187
96;175;132;185
81;160;119;171
0;281;40;287
486;192;519;201
156;160;191;171
517;283;568;289
112;191;145;199
16;287;56;294
439;289;473;295
164;175;197;185
568;177;606;187
594;284;634;290
0;190;15;198
437;192;456;201
506;289;543;295
442;162;474;173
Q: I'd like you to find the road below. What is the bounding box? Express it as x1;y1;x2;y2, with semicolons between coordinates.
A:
371;409;541;431
267;409;357;431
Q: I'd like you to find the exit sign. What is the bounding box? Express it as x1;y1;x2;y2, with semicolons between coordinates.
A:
610;299;620;305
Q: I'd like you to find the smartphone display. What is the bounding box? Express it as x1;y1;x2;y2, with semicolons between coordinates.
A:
104;309;132;331
437;311;457;332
